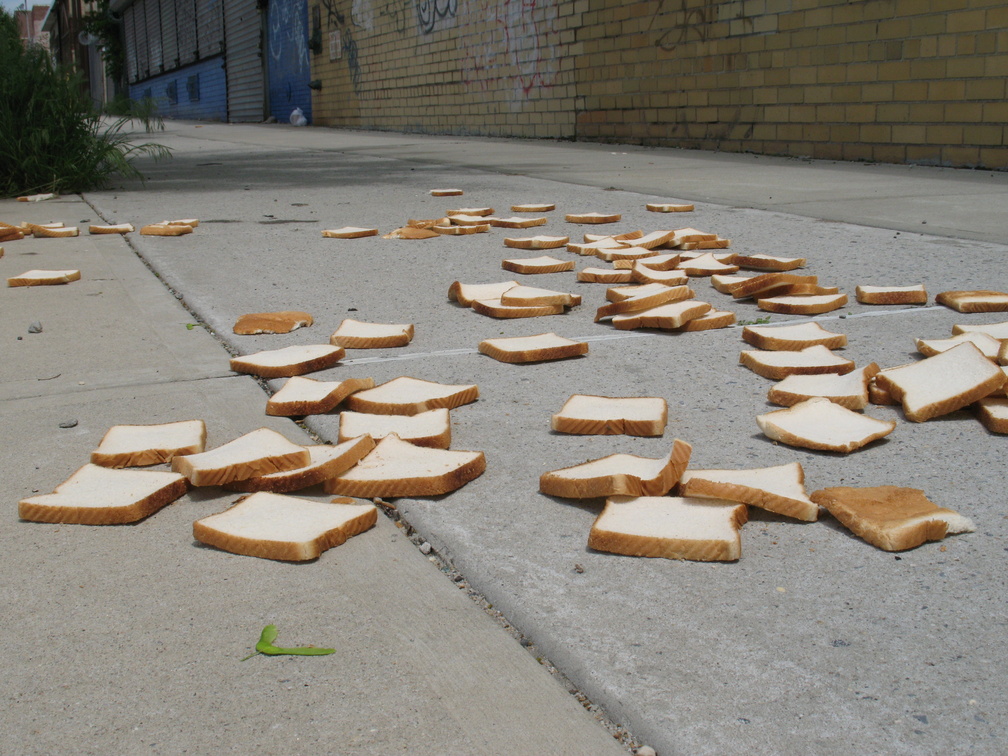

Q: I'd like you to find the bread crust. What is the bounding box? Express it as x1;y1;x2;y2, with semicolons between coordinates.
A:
224;437;376;493
8;269;81;287
565;212;622;224
329;320;414;349
742;323;847;351
89;223;134;234
91;420;208;468
229;345;345;379
976;397;1008;434
344;377;478;416
321;227;378;238
595;286;694;321
679;308;736;331
856;285;928;305
540;439;691;499
171;428;311;486
739;345;855;380
19;465;188;525
267;376;375;416
233;311;314;335
936;290;1008;313
731;273;818;300
478;333;588;363
577;268;633;284
810;485;974;551
471;299;565;319
193;494;378;561
757;293;848;315
680;462;817;521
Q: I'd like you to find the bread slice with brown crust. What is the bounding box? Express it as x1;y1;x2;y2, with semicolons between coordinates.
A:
739;345;855;380
171;428;311;486
679;462;817;521
915;332;1001;359
345;376;478;416
338;409;452;449
577;267;634;284
611;300;712;331
856;285;928;305
679;308;736;331
193;492;377;561
757;293;848;315
976;397;1008;433
589;496;748;561
266;376;375;416
8;269;81;287
756;397;896;453
330;319;414;349
233;311;313;335
810;485;974;551
479;333;588;363
552;394;667;436
19;464;188;525
595;285;694;321
767;363;880;410
951;321;1008;339
230;344;345;378
742;322;847;351
503;236;571;252
540;439;691;499
471;298;566;319
91;420;207;468
936;290;1008;313
874;341;1006;422
224;436;376;493
499;285;581;308
501;255;574;273
448;280;520;306
323;434;485;497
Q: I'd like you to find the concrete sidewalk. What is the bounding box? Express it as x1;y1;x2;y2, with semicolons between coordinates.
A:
7;122;1008;755
1;196;628;755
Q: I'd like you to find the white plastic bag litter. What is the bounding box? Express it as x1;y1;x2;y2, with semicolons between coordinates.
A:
290;107;307;126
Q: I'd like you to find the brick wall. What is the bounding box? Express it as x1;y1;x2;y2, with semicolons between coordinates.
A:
309;0;1007;169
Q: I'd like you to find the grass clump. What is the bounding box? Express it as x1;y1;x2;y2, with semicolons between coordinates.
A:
0;8;170;197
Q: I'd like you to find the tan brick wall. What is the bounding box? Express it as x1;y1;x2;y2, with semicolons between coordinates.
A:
310;0;1007;169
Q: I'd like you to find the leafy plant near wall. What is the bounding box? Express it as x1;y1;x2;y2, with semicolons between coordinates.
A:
0;8;170;196
82;0;125;85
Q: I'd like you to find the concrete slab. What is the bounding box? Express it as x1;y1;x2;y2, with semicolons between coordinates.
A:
1;196;629;755
76;124;1008;754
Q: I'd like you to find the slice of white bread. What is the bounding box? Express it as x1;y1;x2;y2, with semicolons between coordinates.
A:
630;265;689;286
952;320;1008;339
874;342;1007;422
478;332;588;363
678;250;736;261
89;223;134;234
1002;341;1008;367
588;495;748;561
345;376;478;416
433;223;490;235
471;298;566;319
936;290;1008;313
501;255;574;273
503;237;571;253
230;344;345;378
29;225;79;238
321;226;379;238
767;363;880;410
756;397;896;453
677;253;740;276
976;397;1008;433
915;332;1001;360
491;216;548;229
734;254;806;271
711;273;757;295
578;267;634;284
193;492;377;561
172;428;311;486
338;408;451;449
595;285;694;321
451;214;500;226
679;462;817;521
330;319;414;349
448;280;520;306
552;394;668;436
742;321;847;351
499;285;581;307
757;293;848;315
91;420;207;468
646;203;694;212
233;311;314;335
19;464;188;524
140;223;192;236
8;269;81;287
323;434;485;497
225;436;376;493
447;207;494;216
565;212;622;224
605;282;674;302
810;485;974;552
617;252;681;270
540;439;692;499
856;284;928;305
739;344;856;380
567;238;622;256
511;203;556;212
266;376;375;416
585;230;643;243
430;188;463;196
611;300;712;331
667;228;718;245
731;273;818;300
618;230;677;249
594;246;659;263
679;308;736;331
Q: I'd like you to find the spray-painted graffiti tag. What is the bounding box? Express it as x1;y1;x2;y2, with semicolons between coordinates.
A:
417;0;457;33
649;0;717;51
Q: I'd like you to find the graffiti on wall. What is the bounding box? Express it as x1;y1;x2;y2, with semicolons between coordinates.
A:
269;0;310;80
648;0;717;51
417;0;457;34
319;0;363;90
457;0;560;106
